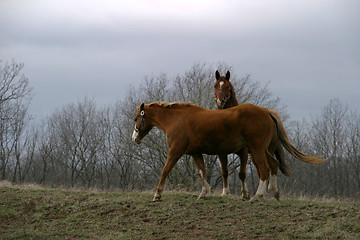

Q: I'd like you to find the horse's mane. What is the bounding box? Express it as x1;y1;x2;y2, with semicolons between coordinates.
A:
228;81;239;105
148;101;200;109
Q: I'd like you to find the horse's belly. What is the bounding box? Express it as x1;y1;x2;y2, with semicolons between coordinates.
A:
186;140;245;155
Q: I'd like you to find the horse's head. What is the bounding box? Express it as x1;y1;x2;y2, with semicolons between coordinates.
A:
132;103;154;144
214;70;232;109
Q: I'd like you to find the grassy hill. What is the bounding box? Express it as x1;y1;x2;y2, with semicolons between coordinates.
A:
1;182;359;239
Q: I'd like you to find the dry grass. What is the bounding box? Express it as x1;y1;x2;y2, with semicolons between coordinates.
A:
1;182;359;239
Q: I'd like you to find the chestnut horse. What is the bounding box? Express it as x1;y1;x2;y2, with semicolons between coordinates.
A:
132;101;325;201
214;70;290;199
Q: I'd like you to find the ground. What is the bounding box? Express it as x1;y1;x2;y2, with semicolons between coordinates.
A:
0;182;359;239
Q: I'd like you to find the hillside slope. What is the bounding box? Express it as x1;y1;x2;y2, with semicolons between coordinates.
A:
1;183;359;239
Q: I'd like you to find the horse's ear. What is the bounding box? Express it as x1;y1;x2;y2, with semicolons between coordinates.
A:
225;71;230;81
140;103;144;111
215;70;220;80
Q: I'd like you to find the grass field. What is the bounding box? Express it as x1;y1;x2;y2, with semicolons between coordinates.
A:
1;182;359;239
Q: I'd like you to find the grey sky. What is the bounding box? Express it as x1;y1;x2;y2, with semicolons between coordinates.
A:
1;0;359;121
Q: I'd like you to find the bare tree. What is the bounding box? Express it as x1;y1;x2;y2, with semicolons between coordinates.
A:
311;99;348;197
38;97;104;187
0;60;31;105
345;110;360;197
3;60;358;199
281;99;360;199
0;60;32;182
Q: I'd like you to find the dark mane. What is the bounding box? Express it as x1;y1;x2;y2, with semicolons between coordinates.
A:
228;81;239;105
147;101;201;109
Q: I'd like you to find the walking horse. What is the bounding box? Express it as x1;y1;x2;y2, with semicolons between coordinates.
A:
132;101;325;201
214;70;291;199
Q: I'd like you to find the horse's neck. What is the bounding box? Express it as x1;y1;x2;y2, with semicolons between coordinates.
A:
224;95;239;108
147;107;183;132
225;85;239;108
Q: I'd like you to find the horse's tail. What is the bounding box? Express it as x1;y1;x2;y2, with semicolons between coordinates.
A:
269;110;326;164
275;145;291;177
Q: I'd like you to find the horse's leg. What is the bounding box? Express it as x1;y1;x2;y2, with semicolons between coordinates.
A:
266;149;280;201
250;150;270;201
218;154;229;196
236;148;249;199
192;154;210;199
153;149;182;202
269;174;279;200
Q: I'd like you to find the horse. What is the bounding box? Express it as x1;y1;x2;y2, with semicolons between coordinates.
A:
132;101;325;201
214;70;291;200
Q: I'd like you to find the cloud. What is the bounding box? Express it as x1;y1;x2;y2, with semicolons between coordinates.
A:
0;0;359;120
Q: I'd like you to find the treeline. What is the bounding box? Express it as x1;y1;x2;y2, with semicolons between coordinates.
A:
1;60;359;199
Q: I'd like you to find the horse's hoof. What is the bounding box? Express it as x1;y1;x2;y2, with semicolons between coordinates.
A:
153;194;161;202
274;192;280;201
250;195;264;202
241;193;250;200
221;188;230;197
152;197;161;202
197;193;207;200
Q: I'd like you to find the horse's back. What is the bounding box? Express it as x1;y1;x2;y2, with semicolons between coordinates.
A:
186;103;272;128
221;103;276;149
180;103;274;154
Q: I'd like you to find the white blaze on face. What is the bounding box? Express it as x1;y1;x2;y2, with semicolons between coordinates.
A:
132;124;138;142
217;98;222;105
219;81;224;89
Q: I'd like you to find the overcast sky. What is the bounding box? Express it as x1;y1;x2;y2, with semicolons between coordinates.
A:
1;0;359;121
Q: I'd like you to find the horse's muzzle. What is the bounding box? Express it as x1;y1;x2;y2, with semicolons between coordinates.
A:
216;98;225;109
132;129;142;144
